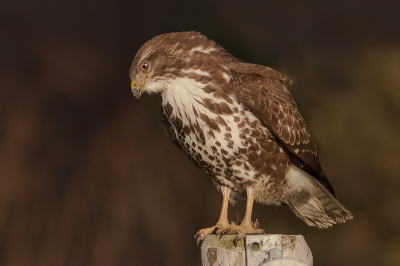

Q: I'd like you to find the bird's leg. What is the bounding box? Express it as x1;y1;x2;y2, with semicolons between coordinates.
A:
215;186;231;228
225;187;264;244
194;186;232;245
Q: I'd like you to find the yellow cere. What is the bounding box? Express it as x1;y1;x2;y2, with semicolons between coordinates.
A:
131;81;137;89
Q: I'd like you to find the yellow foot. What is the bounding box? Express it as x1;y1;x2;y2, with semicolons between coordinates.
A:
223;221;264;246
194;221;232;246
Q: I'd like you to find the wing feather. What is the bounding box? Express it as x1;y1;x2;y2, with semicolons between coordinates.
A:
230;70;335;196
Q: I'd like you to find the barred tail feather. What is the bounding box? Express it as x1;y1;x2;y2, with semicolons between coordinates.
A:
285;165;353;228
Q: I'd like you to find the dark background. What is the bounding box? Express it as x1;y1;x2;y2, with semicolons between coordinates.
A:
1;0;400;265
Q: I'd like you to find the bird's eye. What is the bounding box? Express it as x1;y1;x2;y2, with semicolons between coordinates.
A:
140;62;149;71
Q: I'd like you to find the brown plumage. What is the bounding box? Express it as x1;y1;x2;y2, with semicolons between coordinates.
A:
129;31;353;243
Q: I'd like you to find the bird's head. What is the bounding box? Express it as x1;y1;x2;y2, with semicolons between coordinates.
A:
129;31;227;99
129;41;170;99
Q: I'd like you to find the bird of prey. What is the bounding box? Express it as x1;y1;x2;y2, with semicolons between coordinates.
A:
129;31;353;244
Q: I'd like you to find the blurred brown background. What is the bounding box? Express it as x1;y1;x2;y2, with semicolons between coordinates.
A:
1;0;400;265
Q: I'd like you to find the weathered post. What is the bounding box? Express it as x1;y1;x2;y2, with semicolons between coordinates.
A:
200;234;313;266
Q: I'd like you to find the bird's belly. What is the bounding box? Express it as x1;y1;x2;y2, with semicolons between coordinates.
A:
172;113;290;204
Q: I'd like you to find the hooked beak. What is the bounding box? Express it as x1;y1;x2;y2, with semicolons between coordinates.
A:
131;81;142;99
131;74;151;99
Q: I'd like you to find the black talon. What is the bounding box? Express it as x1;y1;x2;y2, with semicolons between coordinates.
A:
212;227;219;234
219;227;231;240
233;237;238;247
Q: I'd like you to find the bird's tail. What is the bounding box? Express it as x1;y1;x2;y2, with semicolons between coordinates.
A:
286;169;353;228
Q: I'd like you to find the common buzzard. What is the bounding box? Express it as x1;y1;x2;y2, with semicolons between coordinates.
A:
129;32;353;244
